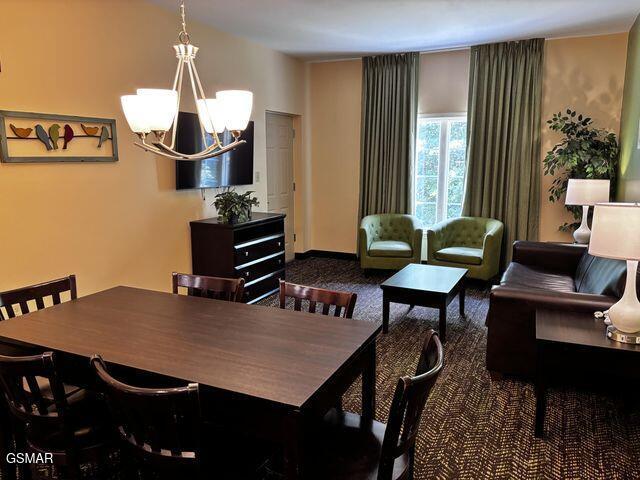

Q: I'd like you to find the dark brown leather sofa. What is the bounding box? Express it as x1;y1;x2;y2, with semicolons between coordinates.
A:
486;241;634;377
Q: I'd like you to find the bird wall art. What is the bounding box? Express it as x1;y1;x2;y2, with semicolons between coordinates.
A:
0;111;118;163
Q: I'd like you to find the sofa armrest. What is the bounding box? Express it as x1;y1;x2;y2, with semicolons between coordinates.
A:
488;286;615;321
511;241;586;275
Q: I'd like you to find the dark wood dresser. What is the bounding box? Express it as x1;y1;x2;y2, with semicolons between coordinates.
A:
190;212;285;304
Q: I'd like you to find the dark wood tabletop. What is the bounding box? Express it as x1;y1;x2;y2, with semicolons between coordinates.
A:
536;309;640;352
0;286;380;409
380;263;467;294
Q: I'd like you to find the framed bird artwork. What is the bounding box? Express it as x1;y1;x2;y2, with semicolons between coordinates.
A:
0;110;118;163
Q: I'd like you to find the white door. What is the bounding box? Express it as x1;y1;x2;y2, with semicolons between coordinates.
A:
266;112;295;262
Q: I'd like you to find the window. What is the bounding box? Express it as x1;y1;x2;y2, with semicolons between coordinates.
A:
414;115;467;228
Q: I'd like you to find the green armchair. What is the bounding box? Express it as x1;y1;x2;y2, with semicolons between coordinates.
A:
359;214;423;271
427;217;504;281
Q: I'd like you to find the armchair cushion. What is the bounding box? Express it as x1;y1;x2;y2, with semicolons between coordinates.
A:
434;246;483;265
369;240;413;258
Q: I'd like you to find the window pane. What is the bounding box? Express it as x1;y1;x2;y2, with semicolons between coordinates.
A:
416;203;437;227
446;120;467;220
415;176;438;203
416;120;440;177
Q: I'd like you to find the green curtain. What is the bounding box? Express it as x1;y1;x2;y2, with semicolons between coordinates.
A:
462;39;544;264
359;52;419;219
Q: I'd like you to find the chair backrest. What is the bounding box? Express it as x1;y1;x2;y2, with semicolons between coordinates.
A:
172;272;245;303
362;214;416;243
90;355;201;468
278;280;357;318
378;330;444;479
0;351;69;435
0;275;77;320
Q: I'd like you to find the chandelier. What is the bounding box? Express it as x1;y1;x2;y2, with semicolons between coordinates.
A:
120;2;253;161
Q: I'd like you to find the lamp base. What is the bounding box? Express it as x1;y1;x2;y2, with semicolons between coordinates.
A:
573;205;591;244
606;326;640;344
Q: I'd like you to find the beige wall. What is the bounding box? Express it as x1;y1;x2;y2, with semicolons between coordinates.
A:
0;0;305;295
308;60;362;252
540;33;628;241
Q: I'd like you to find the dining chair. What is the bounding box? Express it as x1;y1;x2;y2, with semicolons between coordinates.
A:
172;272;245;302
278;280;358;318
90;355;203;479
0;351;112;480
0;275;77;320
306;330;444;480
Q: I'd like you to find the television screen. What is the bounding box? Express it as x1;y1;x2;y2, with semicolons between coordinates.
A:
175;112;254;190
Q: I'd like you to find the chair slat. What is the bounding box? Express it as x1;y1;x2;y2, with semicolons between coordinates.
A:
18;302;30;316
0;276;77;321
172;273;244;303
35;297;45;310
52;292;61;305
4;305;16;319
279;280;357;319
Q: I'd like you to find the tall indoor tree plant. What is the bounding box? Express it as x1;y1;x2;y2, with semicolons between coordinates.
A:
543;109;619;231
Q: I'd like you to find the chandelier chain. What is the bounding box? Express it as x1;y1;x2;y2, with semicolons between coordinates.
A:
178;1;190;45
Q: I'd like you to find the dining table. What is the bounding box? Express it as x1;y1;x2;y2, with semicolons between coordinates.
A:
0;286;381;479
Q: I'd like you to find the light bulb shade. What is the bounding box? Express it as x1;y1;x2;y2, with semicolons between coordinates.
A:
196;98;226;134
216;90;253;131
136;89;178;132
589;203;640;261
121;95;152;134
565;179;610;206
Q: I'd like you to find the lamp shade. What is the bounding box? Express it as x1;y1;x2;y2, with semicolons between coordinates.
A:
589;203;640;261
196;98;226;134
216;90;253;131
120;95;152;133
565;179;610;206
136;89;178;132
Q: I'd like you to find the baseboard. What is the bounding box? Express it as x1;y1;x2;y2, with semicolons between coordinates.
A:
294;250;358;261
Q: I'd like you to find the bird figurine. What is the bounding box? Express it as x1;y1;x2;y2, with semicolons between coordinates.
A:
63;124;74;150
81;124;99;136
48;124;61;150
98;126;109;148
9;124;32;138
35;124;52;150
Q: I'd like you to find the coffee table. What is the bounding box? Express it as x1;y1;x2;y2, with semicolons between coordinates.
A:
535;308;640;438
380;264;467;342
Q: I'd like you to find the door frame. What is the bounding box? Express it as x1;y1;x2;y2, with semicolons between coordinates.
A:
265;110;301;260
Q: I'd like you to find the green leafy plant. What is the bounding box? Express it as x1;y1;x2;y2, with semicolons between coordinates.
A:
543;109;619;231
212;188;259;224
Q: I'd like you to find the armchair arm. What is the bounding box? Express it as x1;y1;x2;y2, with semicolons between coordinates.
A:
512;241;586;275
426;219;453;261
481;221;504;263
359;227;371;257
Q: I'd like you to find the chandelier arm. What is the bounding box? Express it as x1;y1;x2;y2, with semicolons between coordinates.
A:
169;58;186;150
184;60;208;147
189;58;222;148
152;139;247;160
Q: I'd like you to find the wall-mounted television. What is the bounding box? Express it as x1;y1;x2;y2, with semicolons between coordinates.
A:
175;111;254;190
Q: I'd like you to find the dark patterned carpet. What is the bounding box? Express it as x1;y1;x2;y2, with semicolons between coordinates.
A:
258;257;640;480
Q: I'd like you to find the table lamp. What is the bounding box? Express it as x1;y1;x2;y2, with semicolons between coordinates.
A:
589;203;640;344
564;179;610;244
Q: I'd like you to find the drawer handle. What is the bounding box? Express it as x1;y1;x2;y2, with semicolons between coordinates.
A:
278;259;282;264
245;271;250;277
244;251;249;257
277;241;282;247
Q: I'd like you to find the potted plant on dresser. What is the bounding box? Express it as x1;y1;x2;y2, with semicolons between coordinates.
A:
213;188;260;224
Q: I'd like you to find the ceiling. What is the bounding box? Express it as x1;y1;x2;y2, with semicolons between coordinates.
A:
148;0;640;60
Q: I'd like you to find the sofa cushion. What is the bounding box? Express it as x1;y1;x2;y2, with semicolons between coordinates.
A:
576;254;626;297
434;247;483;265
368;240;412;258
500;262;575;293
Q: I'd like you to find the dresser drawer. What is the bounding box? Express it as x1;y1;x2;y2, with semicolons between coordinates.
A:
235;252;285;283
244;271;283;304
234;234;284;264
